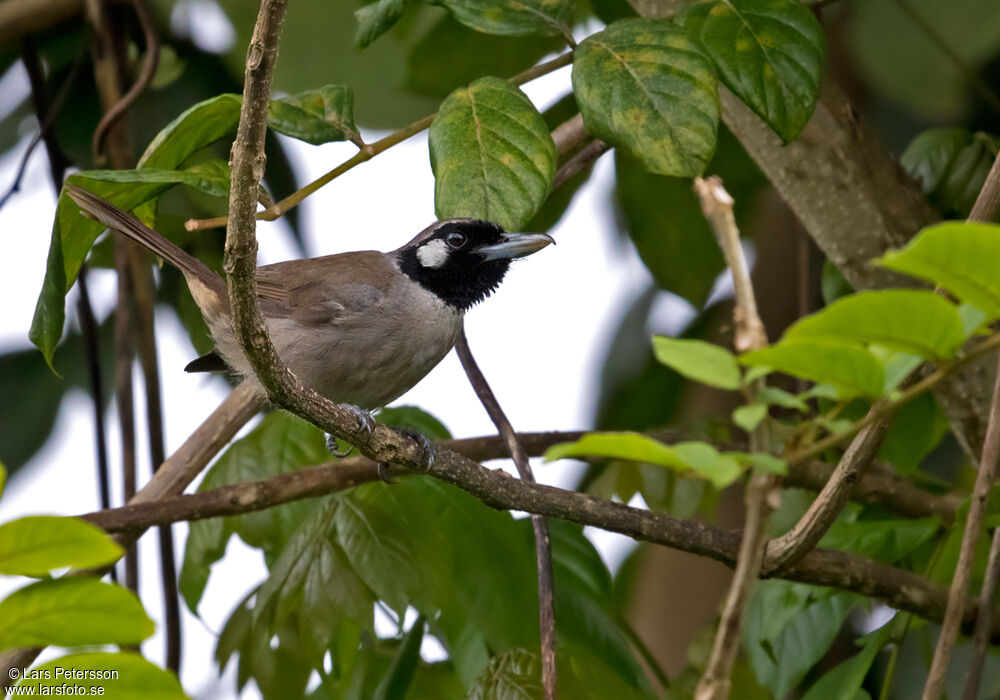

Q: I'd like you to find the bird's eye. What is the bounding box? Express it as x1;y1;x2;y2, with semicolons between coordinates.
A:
445;231;467;249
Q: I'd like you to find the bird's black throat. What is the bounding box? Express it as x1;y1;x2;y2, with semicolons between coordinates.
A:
397;247;511;311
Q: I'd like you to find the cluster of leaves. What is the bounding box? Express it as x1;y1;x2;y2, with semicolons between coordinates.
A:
0;468;185;697
176;408;652;698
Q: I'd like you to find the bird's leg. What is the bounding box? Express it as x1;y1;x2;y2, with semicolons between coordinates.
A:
325;405;375;458
375;428;436;485
325;434;354;458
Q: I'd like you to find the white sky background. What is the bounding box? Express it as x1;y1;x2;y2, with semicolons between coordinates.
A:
0;9;707;697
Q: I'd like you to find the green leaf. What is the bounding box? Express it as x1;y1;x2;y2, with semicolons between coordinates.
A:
733;452;787;475
440;0;575;37
0;462;5;499
878;393;949;474
899;128;1000;217
373;615;426;700
252;500;373;665
783;290;965;359
267;85;359;145
545;433;742;488
573;18;720;176
821;260;854;305
179;412;329;612
0;579;154;651
377;405;452;440
741;341;885;398
847;0;1000;121
679;0;824;142
0;516;123;577
652;336;741;390
138;93;242;169
733;404;767;432
16;653;187;699
354;0;405;49
819;517;941;563
30;166;232;368
801;621;894;700
429;77;556;231
756;386;808;412
877;222;1000;319
743;581;858;698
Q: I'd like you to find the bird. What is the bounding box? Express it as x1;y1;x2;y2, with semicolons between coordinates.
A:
65;185;553;470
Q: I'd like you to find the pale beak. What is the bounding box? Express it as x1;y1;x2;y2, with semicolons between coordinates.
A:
478;232;555;261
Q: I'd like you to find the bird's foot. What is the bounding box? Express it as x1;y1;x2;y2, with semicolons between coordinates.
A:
325;434;354;458
344;404;376;434
375;428;436;485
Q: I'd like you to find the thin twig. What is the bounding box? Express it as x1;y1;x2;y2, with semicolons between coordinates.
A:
551;139;609;191
764;412;890;574
455;328;558;700
0;42;81;208
693;176;769;700
925;149;1000;699
130;259;181;672
91;0;159;165
185;51;574;232
963;528;1000;700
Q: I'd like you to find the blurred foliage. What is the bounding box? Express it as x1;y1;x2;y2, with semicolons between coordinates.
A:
2;0;1000;696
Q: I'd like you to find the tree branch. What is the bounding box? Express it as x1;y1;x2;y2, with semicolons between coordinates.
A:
76;435;1000;640
455;329;557;700
764;412;890;575
693;176;770;700
923;149;1000;700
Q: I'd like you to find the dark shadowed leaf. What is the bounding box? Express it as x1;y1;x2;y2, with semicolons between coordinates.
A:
614;152;724;306
179;412;329;612
0;516;122;577
679;0;824;141
404;15;562;99
743;581;858;698
900;128;1000;217
267;85;359;145
373;616;426;700
430;77;556;230
440;0;575;37
877;393;949;474
801;621;894;700
0;579;154;651
355;0;406;49
573;18;719;176
16;653;186;699
877;222;1000;318
819;517;941;563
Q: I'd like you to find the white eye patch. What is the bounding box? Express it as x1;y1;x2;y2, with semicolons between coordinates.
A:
416;239;450;268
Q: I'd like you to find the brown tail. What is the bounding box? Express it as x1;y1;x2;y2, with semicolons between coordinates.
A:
65;184;227;301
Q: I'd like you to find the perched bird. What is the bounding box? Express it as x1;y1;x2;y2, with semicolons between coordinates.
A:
65;187;553;427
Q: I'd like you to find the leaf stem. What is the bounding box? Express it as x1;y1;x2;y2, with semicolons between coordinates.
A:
185;50;575;232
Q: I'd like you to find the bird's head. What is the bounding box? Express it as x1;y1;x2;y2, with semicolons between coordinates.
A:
396;219;554;311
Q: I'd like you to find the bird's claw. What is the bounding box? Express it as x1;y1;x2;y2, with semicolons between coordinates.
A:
376;462;395;484
325;434;354;458
344;404;376;434
396;428;436;473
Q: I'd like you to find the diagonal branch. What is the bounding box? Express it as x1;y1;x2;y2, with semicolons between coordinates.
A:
455;329;558;700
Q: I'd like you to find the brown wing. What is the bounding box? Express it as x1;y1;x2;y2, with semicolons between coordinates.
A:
255;251;396;326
